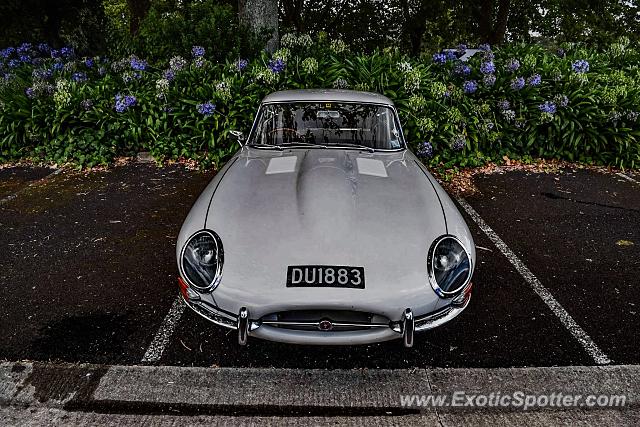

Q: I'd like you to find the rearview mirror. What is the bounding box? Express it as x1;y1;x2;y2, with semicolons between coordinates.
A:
229;130;246;147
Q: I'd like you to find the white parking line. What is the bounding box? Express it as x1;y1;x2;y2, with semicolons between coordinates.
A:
456;197;611;365
0;168;62;206
141;296;185;363
616;172;639;185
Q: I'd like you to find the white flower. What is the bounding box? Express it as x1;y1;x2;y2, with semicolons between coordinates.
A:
333;78;349;89
330;39;347;54
215;81;231;101
297;34;313;47
281;33;298;48
301;57;318;74
396;61;412;73
155;78;169;99
169;56;187;71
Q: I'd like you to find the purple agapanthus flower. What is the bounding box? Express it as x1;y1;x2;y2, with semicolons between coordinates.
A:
445;50;457;60
98;66;106;76
50;49;61;59
497;100;510;110
451;135;466;151
417;141;433;158
527;74;542;86
456;44;467;55
478;43;491;51
1;47;15;58
80;99;93;111
17;43;32;55
235;58;248;71
483;74;496;86
454;63;471;76
85;58;94;68
505;58;520;72
52;62;64;71
8;59;19;68
197;102;216;116
163;69;176;81
72;72;87;82
539;101;557;114
114;94;137;112
37;43;50;53
130;57;148;71
463;80;478;94
554;94;569;108
268;58;286;73
432;53;447;64
60;47;74;58
557;48;566;58
191;46;205;57
32;68;53;80
19;55;30;63
25;87;35;99
572;60;589;73
511;77;525;90
480;61;495;74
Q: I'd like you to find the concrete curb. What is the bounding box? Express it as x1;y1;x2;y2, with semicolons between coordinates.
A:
1;362;639;423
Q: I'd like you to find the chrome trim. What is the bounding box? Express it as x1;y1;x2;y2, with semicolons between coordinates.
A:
402;308;414;348
238;307;249;346
259;320;390;329
427;235;473;298
250;324;400;345
229;130;246;147
414;294;472;332
182;296;237;330
178;229;224;292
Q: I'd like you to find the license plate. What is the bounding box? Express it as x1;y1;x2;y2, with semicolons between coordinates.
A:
286;265;365;289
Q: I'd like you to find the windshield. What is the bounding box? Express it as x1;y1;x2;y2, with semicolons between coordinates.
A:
249;102;405;150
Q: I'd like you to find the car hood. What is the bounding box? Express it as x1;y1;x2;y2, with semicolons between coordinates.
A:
204;148;448;318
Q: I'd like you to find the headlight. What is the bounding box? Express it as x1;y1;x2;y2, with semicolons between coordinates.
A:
180;230;224;291
427;235;472;298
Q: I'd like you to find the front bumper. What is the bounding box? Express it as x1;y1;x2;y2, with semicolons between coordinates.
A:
181;282;472;347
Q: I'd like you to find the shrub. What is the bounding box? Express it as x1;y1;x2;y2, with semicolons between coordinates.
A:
0;36;639;169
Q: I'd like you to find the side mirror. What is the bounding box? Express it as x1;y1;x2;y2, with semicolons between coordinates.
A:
229;130;246;147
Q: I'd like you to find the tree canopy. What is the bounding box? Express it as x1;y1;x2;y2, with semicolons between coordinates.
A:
1;0;638;54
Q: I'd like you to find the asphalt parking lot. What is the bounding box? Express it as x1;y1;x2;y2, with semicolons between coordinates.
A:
0;163;638;370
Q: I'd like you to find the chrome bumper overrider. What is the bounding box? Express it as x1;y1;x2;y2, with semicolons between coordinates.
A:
182;285;472;347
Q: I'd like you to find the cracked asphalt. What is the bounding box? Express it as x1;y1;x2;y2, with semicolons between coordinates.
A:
0;164;638;368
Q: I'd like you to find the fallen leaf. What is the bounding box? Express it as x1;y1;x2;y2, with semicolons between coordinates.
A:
616;240;634;246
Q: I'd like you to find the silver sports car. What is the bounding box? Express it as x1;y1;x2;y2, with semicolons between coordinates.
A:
176;89;475;347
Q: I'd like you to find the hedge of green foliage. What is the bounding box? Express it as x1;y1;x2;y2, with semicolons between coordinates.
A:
1;34;639;169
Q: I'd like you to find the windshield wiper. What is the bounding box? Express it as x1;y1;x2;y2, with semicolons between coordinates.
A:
278;142;328;149
248;144;283;150
330;143;376;153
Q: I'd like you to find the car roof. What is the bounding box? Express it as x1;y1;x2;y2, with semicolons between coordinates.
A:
261;89;394;106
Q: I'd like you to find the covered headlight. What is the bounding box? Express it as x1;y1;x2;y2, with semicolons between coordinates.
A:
427;235;472;298
180;230;224;291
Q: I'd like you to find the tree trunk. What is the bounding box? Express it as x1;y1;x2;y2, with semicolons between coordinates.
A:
400;0;427;56
239;0;279;52
477;0;493;42
126;0;151;36
477;0;511;45
281;0;304;32
489;0;511;44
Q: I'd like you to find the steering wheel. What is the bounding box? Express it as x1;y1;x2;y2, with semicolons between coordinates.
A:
269;127;300;136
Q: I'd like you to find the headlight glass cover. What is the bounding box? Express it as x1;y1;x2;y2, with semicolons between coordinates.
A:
428;235;472;297
180;230;223;290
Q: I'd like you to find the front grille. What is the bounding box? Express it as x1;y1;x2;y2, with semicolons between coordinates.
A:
259;310;390;331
